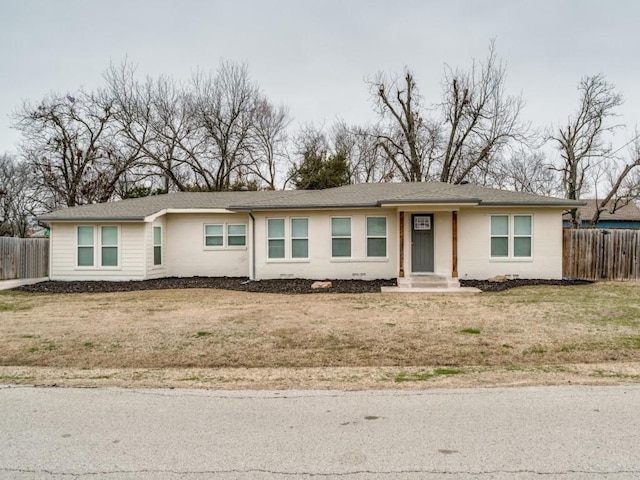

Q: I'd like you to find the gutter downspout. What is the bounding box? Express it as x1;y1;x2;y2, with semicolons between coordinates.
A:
249;211;256;281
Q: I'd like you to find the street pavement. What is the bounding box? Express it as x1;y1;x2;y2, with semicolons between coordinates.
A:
1;384;639;479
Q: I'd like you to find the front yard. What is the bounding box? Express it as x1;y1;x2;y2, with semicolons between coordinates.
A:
1;282;639;389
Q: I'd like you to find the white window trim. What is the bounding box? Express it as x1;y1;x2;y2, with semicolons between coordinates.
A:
76;225;95;268
76;224;121;270
266;217;310;263
290;217;309;260
366;216;388;259
100;225;120;268
153;225;163;267
227;224;247;248
267;218;286;260
490;214;533;261
203;223;248;250
331;216;352;259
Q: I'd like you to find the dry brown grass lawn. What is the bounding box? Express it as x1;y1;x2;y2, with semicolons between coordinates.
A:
1;282;639;389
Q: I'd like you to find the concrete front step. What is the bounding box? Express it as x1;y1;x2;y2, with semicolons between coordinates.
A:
381;286;481;293
397;275;460;289
383;275;480;294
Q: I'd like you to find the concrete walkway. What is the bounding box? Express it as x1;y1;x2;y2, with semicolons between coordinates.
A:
0;277;48;291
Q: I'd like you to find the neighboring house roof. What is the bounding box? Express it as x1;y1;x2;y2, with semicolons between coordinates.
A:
38;182;584;222
562;199;640;223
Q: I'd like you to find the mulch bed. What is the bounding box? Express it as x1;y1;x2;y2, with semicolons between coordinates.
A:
14;277;592;294
459;278;592;292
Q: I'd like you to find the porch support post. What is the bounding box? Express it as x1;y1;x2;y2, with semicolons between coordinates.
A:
452;210;458;278
399;211;405;278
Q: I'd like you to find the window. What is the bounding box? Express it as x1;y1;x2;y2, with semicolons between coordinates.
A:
268;218;285;259
204;224;223;247
367;217;387;257
153;226;162;266
101;226;118;267
205;223;247;248
291;218;308;259
77;225;119;267
490;215;509;257
331;217;351;257
77;226;94;267
513;215;532;257
227;224;246;246
491;215;532;258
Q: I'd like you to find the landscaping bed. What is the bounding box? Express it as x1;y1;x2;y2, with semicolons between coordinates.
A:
15;276;592;294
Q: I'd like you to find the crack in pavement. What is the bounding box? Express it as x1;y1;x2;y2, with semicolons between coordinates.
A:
3;467;640;477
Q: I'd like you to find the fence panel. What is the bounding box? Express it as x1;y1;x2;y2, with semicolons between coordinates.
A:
563;228;640;281
0;237;49;280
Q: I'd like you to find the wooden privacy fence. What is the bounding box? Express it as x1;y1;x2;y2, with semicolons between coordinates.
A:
563;229;640;281
0;237;49;280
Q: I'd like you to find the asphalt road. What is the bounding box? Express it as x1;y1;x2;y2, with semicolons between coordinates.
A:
1;384;639;479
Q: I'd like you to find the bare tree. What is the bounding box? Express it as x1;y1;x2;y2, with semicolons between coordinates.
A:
189;61;261;191
245;99;291;189
332;122;388;183
104;61;197;193
0;154;39;237
488;148;559;196
369;70;441;181
107;60;287;192
13;90;142;208
586;133;640;227
439;41;529;184
369;41;528;185
550;74;624;227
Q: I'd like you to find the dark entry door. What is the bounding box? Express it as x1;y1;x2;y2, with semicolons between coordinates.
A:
411;214;434;272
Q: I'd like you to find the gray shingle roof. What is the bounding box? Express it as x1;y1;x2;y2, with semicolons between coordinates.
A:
37;191;299;221
38;183;583;222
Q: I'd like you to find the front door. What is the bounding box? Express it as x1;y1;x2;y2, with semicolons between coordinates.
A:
411;214;434;272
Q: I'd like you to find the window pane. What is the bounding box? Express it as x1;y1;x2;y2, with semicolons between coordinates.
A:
205;236;223;246
367;238;386;257
291;218;308;238
77;226;93;246
268;239;285;258
154;246;162;265
332;218;351;236
153;226;162;245
102;246;118;266
514;215;532;235
101;226;117;246
514;237;532;257
228;235;246;246
332;238;351;257
205;224;223;236
491;237;508;257
78;246;94;266
491;216;509;236
268;219;285;238
367;217;386;237
292;238;308;258
228;224;246;236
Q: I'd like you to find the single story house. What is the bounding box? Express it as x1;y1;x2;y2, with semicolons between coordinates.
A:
562;199;640;229
38;182;583;284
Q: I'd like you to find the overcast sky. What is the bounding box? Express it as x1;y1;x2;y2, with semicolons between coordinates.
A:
1;0;639;156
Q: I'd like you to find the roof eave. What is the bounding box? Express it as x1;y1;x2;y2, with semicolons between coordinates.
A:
228;202;379;211
378;199;480;207
478;201;586;207
37;216;147;223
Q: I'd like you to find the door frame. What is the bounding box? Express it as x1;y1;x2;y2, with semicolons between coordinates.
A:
411;213;434;273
